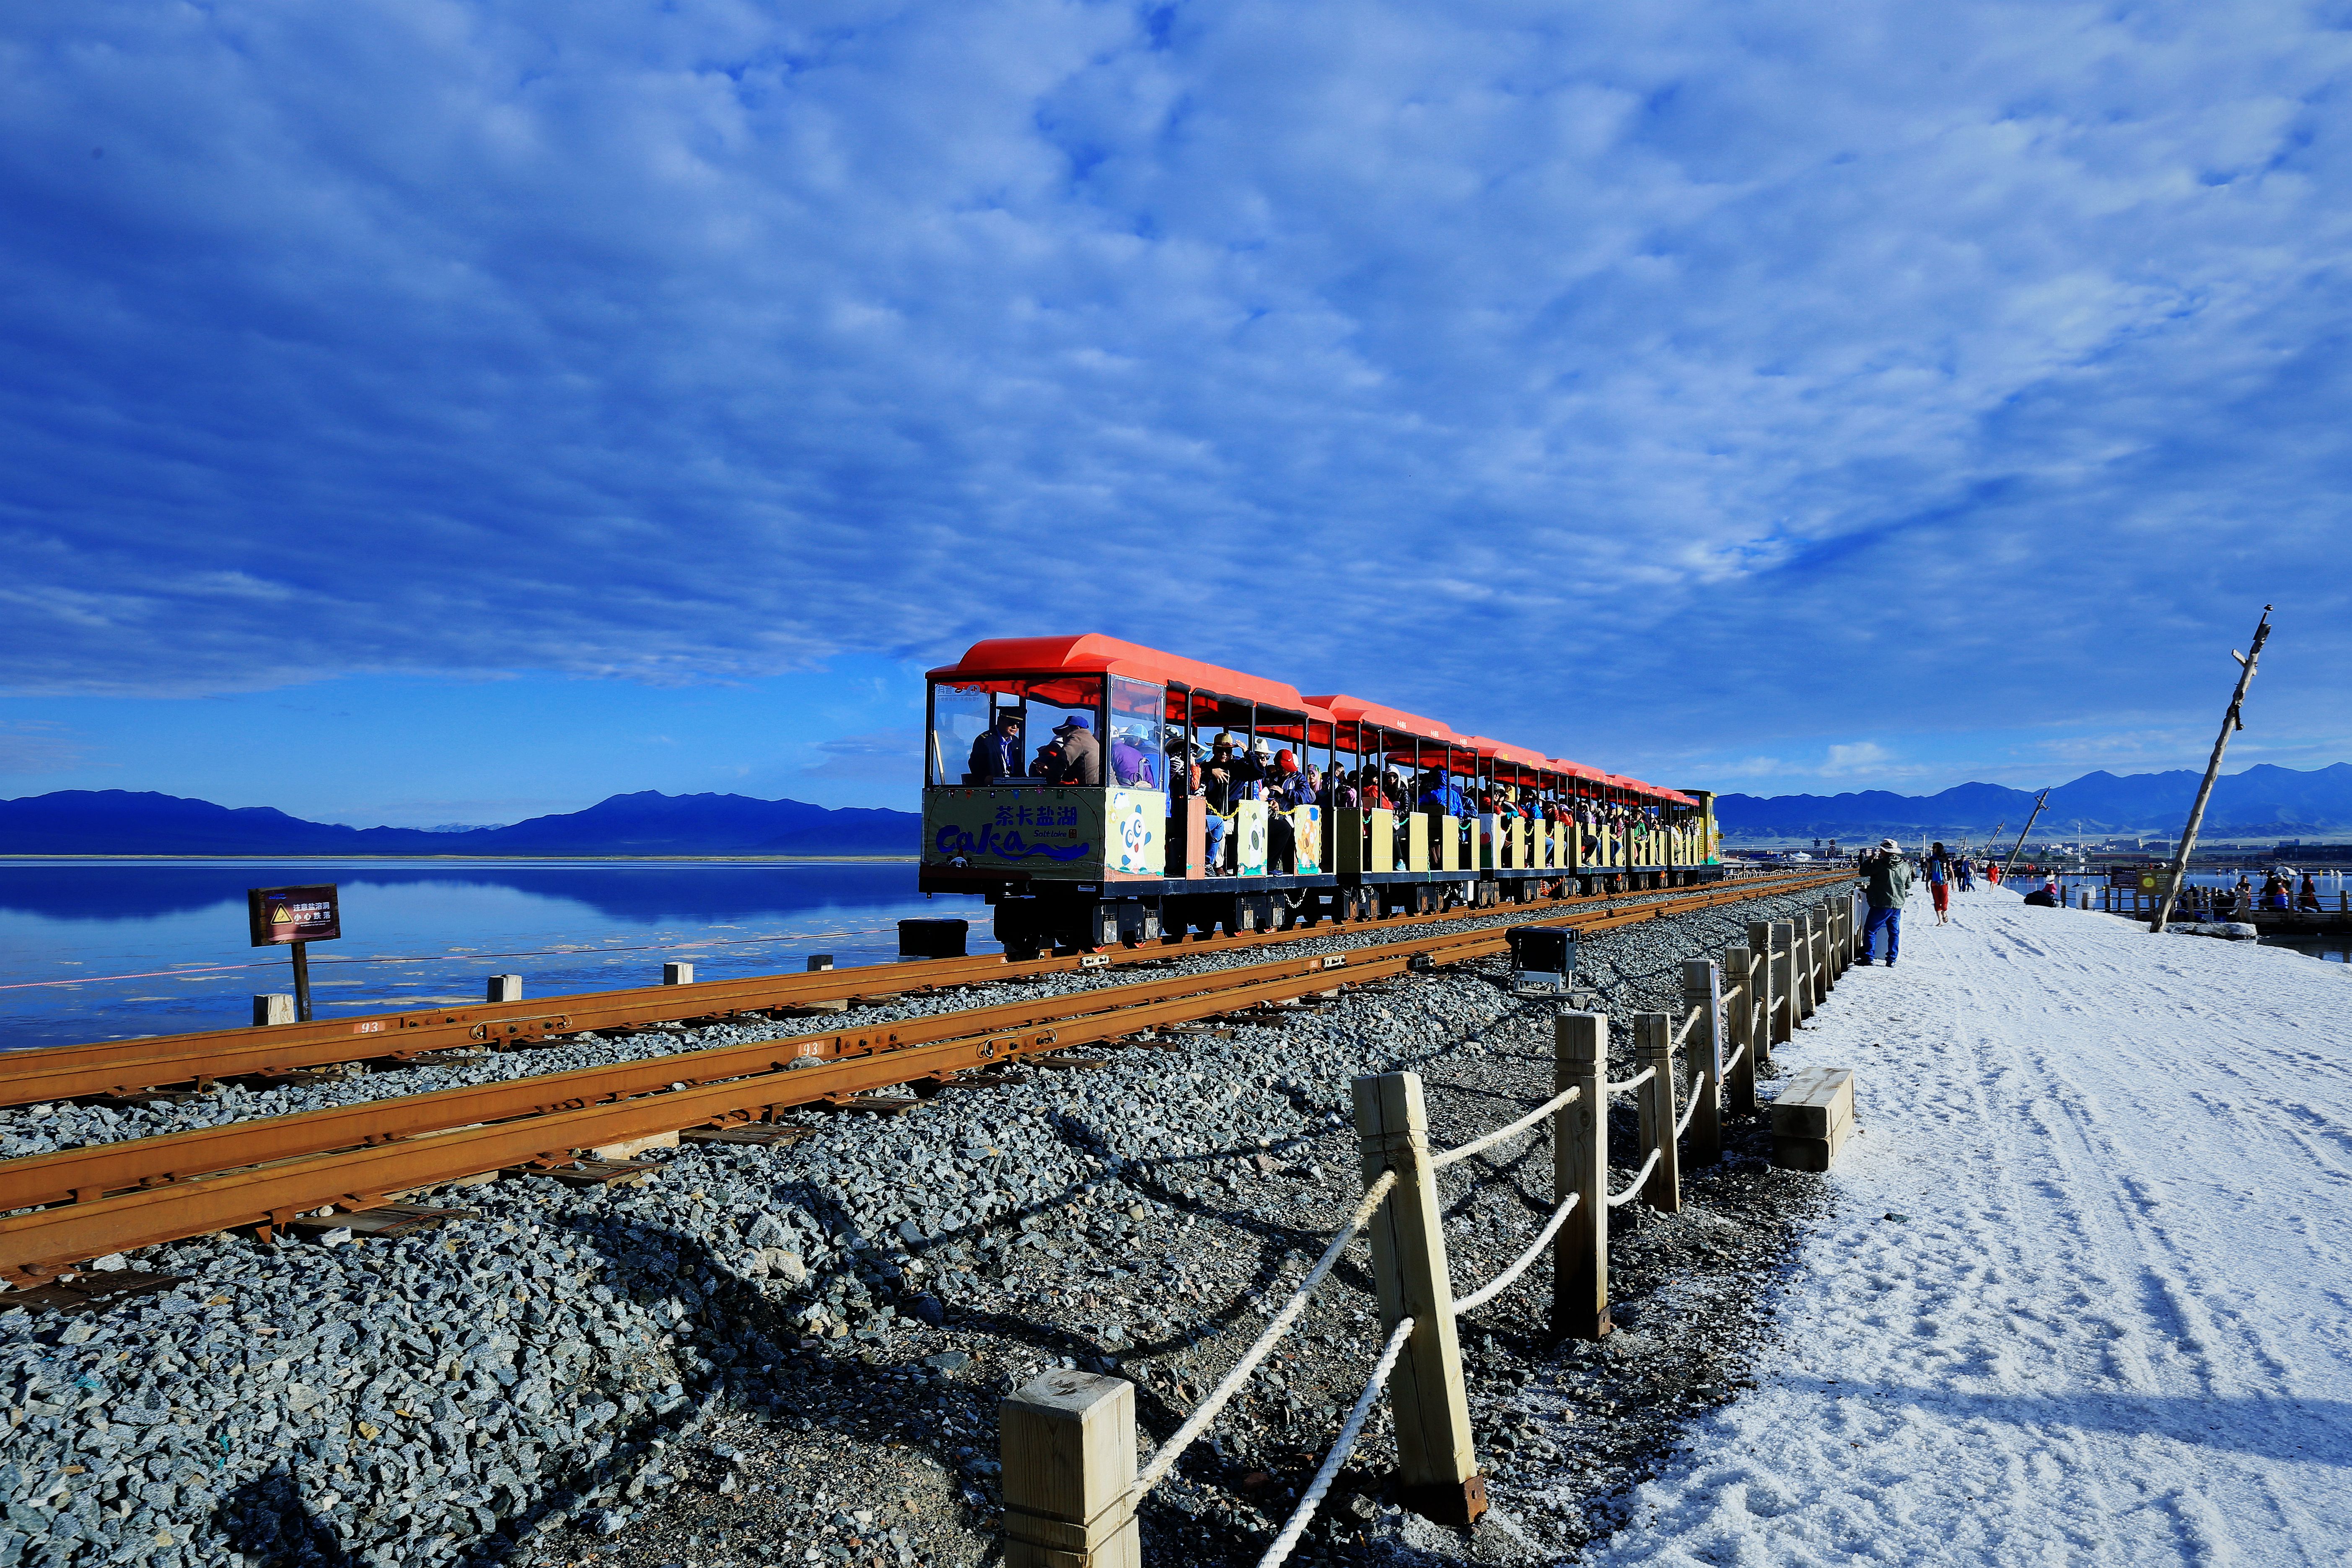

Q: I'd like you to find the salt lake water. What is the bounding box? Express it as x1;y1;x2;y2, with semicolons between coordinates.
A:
0;859;988;1051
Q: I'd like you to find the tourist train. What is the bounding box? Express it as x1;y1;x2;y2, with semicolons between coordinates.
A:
920;634;1720;958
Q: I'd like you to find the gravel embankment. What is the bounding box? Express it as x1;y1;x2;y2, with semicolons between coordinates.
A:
0;881;1840;1568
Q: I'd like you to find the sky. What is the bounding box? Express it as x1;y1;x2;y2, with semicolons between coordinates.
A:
3;1;2349;824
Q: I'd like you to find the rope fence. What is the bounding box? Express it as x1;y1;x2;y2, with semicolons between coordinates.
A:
1428;1084;1580;1170
1451;1194;1578;1315
1606;1147;1663;1207
1128;1170;1399;1498
1255;1316;1417;1568
998;886;1866;1567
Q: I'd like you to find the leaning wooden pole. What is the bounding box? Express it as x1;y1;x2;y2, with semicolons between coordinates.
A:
1999;792;2049;884
2152;605;2274;933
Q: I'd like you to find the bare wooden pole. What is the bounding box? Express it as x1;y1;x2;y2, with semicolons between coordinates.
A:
2153;605;2274;932
2000;791;2050;884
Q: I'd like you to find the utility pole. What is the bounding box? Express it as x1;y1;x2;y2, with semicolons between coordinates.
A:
2001;794;2049;882
2153;605;2273;933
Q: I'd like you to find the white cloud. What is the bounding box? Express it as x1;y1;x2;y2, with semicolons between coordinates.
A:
0;0;2344;787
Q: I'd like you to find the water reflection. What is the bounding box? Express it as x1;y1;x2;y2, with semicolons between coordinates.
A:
0;859;922;925
0;859;985;1051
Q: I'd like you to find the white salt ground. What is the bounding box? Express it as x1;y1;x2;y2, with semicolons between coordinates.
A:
1578;885;2352;1566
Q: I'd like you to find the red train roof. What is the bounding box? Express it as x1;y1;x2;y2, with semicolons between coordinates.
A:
929;634;1710;802
930;634;1311;715
1300;694;1459;742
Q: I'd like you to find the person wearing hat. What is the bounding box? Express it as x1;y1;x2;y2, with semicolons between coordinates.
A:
1049;712;1100;786
965;711;1022;783
1856;837;1912;965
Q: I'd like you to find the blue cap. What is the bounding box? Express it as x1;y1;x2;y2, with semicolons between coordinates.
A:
1055;713;1091;731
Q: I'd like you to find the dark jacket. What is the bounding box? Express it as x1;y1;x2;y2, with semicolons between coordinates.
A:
966;730;1019;782
1054;728;1101;786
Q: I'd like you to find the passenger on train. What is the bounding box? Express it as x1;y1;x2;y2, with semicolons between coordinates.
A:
1029;735;1064;779
1202;735;1249;871
1109;724;1158;787
1417;773;1468;818
1052;714;1101;785
1171;740;1228;869
966;713;1023;783
1267;750;1303;872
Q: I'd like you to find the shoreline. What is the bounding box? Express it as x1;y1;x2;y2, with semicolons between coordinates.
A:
0;854;922;864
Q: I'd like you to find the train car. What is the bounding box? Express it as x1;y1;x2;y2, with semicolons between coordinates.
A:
920;634;1720;957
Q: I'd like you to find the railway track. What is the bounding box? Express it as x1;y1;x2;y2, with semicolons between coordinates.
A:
1;872;1807;1107
0;872;1846;1283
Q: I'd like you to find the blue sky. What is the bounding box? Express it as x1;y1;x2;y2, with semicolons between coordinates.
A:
3;1;2349;823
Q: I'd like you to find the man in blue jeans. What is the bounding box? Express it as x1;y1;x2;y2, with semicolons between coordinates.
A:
1857;837;1912;965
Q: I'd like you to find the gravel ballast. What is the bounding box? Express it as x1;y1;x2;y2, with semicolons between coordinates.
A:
0;881;1842;1567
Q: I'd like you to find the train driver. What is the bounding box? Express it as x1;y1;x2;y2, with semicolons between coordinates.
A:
967;712;1023;783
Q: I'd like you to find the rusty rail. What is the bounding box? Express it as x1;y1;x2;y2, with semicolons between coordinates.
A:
0;873;1781;1107
0;873;1842;1281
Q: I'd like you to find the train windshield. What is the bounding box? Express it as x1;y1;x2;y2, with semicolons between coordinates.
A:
928;674;1109;785
930;682;1014;785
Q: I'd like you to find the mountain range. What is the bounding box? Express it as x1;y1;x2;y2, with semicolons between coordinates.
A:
1712;763;2352;841
0;789;920;857
8;762;2347;855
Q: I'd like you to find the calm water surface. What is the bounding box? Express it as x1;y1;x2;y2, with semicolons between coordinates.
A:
0;859;989;1051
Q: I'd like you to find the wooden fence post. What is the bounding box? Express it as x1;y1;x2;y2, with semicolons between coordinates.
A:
1634;1012;1682;1212
1789;912;1813;1022
1721;944;1758;1115
1768;921;1796;1044
1808;907;1827;1010
1355;1072;1485;1524
1743;921;1777;1069
1001;1369;1141;1568
1683;960;1723;1164
1552;1012;1611;1340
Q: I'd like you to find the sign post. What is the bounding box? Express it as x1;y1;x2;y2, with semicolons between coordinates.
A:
247;885;341;1024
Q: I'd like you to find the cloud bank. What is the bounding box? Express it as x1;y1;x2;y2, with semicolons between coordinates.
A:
3;0;2349;788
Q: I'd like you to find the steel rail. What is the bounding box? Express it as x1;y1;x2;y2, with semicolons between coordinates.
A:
0;946;1406;1213
5;875;1812;1212
0;943;1446;1279
0;872;1824;1106
0;873;1842;1280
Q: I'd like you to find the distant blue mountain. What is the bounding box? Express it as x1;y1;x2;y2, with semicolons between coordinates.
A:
1713;763;2352;840
0;789;919;857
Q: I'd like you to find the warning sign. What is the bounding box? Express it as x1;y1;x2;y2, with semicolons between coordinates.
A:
247;884;341;947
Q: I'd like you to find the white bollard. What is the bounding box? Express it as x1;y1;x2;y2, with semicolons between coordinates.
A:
663;962;694;986
252;994;295;1026
487;974;524;1003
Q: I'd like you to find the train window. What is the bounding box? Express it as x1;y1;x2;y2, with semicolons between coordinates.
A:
1023;675;1103;781
930;683;1004;786
1107;677;1166;791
